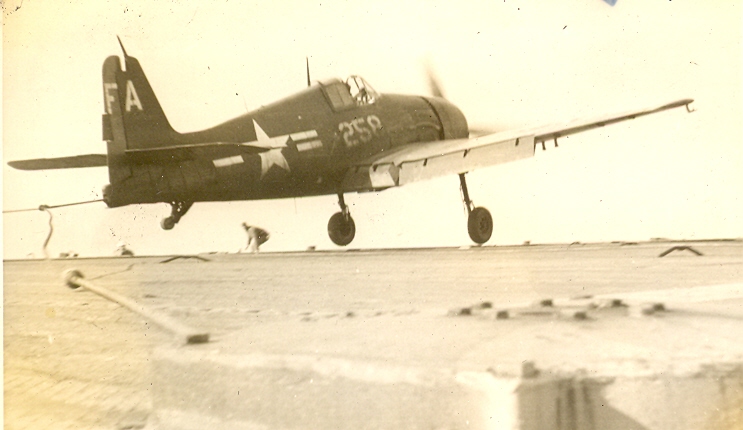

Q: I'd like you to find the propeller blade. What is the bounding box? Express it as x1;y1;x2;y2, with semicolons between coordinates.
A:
425;65;446;99
424;61;503;137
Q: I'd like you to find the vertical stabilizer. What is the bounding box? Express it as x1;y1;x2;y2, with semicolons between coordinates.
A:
102;55;130;186
102;52;180;151
101;47;184;189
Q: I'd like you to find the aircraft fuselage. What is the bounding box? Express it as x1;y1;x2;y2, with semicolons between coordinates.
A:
103;71;468;208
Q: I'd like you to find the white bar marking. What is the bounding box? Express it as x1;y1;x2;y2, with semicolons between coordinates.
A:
213;155;245;167
290;130;319;141
296;140;323;152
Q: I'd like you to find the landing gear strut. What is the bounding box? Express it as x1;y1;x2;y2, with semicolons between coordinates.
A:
328;193;356;246
459;173;493;244
160;201;193;230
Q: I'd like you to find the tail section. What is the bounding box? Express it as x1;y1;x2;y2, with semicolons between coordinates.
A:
102;52;180;152
10;41;216;209
102;43;185;199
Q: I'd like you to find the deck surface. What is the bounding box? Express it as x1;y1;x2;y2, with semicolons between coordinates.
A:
4;241;742;429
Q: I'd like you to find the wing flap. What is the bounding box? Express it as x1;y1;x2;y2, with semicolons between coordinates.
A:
343;135;535;191
399;135;535;184
7;154;108;170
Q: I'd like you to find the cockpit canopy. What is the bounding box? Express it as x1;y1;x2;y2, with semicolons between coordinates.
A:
320;76;379;111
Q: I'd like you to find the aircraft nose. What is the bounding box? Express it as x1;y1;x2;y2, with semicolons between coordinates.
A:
424;97;469;139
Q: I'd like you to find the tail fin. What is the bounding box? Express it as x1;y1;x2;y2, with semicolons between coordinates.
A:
102;52;181;152
102;44;184;187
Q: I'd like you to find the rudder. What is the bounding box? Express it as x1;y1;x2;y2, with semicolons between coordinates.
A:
101;52;181;154
101;49;184;203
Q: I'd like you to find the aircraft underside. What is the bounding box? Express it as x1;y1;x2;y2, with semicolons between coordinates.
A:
155;170;494;246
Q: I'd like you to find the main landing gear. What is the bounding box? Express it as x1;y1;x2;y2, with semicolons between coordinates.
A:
327;175;491;246
160;201;193;230
459;173;493;244
328;193;356;246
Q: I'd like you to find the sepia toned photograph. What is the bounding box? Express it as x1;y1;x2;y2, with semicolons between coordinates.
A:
3;1;742;428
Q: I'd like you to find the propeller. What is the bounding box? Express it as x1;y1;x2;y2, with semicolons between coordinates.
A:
424;62;497;137
425;63;446;99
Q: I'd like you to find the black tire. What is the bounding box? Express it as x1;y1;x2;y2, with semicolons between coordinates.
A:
328;212;356;246
467;207;493;244
160;216;176;230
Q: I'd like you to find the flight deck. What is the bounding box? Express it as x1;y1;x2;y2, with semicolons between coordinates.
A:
4;240;742;429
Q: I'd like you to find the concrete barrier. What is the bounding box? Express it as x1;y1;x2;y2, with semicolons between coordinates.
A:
148;294;743;429
518;369;743;430
149;348;742;430
151;350;518;429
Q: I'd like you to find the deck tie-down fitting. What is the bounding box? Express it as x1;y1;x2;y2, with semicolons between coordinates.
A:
448;296;667;320
658;246;703;257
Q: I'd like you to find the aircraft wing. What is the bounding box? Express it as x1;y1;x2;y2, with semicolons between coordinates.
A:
7;154;108;170
342;98;693;192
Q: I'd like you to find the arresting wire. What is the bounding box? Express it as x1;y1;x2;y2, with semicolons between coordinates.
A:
3;199;104;213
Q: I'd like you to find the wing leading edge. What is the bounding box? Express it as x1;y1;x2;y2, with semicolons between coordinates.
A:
342;98;694;192
7;154;108;170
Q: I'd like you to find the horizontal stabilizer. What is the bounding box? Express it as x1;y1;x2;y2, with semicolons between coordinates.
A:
124;142;271;164
7;154;107;170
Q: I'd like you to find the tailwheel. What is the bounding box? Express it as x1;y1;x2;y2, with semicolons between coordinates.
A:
328;212;356;246
467;207;493;244
160;201;193;230
160;216;176;230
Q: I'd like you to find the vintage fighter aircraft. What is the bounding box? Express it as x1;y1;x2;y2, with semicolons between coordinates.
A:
9;40;694;246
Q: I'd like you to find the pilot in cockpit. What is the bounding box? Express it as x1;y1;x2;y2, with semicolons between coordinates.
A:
346;76;375;105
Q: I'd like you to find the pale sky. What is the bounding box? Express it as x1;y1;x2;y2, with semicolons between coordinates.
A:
3;0;741;258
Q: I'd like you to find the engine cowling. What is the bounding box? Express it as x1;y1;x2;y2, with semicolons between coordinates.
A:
423;97;469;139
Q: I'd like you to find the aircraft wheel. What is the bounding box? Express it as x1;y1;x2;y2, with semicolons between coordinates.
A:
467;207;493;244
328;212;356;246
160;216;176;230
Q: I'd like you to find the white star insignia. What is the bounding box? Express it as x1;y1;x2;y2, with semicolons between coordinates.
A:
252;120;289;149
259;149;290;177
247;120;290;178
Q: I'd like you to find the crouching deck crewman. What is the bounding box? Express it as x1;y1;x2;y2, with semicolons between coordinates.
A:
242;223;269;253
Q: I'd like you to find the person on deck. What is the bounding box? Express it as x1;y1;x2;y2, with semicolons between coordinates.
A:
242;223;270;253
